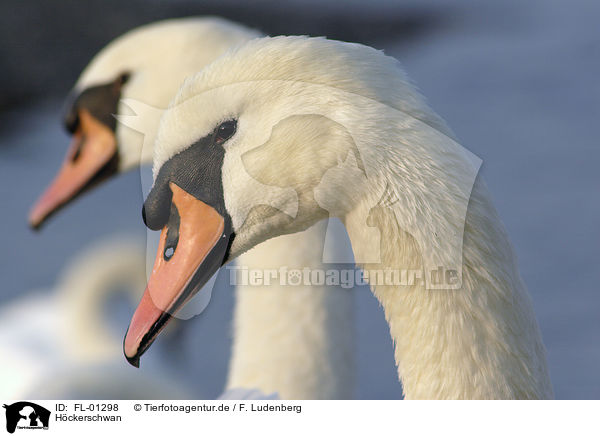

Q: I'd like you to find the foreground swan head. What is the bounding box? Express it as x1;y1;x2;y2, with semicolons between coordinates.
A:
28;17;260;228
125;36;553;400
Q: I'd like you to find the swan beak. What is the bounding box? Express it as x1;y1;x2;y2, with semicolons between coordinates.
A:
28;109;118;229
124;183;231;367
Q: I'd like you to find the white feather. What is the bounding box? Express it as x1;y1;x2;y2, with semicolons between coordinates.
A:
0;237;192;399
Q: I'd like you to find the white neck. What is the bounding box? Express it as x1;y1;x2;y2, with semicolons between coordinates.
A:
343;177;553;399
227;220;355;399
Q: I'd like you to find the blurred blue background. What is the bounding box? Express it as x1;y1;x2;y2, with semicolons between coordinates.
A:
0;0;598;399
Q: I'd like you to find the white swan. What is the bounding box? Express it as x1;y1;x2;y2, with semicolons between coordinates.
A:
129;36;554;399
0;237;192;399
28;18;355;399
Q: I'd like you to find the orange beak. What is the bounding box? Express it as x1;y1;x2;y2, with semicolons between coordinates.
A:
28;109;118;229
124;182;231;367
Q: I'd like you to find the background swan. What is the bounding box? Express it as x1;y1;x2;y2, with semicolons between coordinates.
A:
28;18;355;399
0;237;193;399
133;35;554;399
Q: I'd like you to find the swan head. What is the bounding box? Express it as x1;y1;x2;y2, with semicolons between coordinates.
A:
124;35;464;365
28;17;260;229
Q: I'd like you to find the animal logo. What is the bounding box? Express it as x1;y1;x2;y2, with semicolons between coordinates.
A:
2;402;50;434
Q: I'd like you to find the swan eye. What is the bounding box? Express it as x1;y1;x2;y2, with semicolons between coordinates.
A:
214;120;236;145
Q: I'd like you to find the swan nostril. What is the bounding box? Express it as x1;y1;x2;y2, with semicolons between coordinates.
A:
163;203;180;262
70;135;86;163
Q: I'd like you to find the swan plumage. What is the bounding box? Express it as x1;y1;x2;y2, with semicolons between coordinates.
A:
138;35;553;399
0;237;192;399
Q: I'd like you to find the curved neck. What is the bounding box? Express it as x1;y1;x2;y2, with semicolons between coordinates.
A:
344;179;553;399
58;241;146;362
226;220;355;399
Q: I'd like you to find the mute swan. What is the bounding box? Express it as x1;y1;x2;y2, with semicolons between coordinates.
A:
28;18;355;399
0;237;191;399
128;36;554;399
